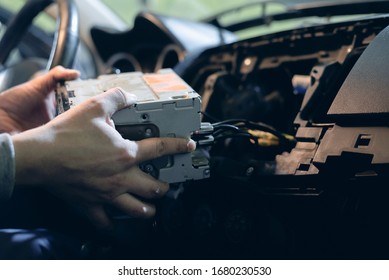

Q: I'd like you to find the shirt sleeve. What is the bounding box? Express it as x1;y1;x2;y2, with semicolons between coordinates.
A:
0;133;15;201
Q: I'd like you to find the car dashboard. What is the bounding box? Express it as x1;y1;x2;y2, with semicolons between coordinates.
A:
79;4;389;260
1;0;388;260
90;12;237;74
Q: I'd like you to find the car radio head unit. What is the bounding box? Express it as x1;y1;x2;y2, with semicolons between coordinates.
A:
55;68;211;184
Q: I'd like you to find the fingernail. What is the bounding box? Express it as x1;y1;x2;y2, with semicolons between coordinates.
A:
117;88;137;105
124;91;137;103
187;139;196;152
127;93;137;102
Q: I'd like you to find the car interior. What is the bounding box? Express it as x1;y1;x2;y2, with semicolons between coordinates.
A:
0;0;388;260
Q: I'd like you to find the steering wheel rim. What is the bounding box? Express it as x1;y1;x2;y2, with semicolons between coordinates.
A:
0;0;79;70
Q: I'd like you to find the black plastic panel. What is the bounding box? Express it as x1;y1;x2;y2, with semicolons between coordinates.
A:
327;25;389;123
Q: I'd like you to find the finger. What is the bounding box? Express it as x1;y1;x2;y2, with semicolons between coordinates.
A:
50;66;80;82
31;66;80;97
132;137;196;164
118;167;169;199
111;193;156;219
95;87;137;117
83;204;113;230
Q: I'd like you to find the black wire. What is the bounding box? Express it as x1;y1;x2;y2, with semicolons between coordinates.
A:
212;124;240;136
212;118;290;144
200;111;295;149
213;118;276;132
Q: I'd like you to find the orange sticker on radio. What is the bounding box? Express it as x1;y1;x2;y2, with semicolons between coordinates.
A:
143;73;190;93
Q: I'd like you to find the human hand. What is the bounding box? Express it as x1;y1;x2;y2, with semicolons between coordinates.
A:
0;66;80;134
11;87;196;230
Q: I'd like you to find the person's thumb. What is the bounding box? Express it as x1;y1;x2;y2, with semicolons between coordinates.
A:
32;66;80;97
96;87;137;117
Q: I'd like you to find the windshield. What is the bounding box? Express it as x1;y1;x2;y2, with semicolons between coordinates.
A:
1;0;57;33
100;0;380;39
101;0;287;25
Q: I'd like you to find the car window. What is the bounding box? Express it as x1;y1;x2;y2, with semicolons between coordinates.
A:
1;0;25;12
99;0;380;39
100;0;288;39
100;0;274;24
1;0;56;33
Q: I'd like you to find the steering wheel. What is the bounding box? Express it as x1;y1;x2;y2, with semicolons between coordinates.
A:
0;0;79;91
